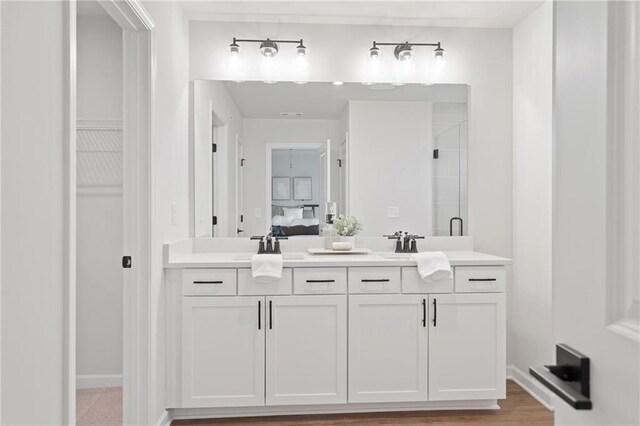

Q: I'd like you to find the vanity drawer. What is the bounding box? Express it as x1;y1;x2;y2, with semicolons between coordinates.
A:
454;266;506;293
237;268;293;295
182;269;237;296
401;267;453;294
293;267;347;294
348;267;401;294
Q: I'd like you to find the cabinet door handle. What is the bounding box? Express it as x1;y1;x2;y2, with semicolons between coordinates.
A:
433;298;437;327
258;300;261;330
269;300;273;330
468;278;497;282
361;279;390;283
422;299;426;327
193;280;223;284
306;279;336;283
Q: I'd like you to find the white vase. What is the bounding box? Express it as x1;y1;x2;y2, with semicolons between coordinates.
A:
341;235;356;248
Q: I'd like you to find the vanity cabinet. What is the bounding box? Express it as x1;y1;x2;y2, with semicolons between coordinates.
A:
428;293;506;401
266;295;347;405
181;296;265;408
168;259;510;417
348;294;428;403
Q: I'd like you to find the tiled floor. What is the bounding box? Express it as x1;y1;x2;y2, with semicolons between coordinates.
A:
77;387;122;425
77;381;552;426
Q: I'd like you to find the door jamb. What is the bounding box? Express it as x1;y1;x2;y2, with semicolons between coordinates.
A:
64;1;156;424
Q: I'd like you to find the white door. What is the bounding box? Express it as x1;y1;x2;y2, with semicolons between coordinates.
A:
266;295;347;405
551;2;640;424
181;297;265;408
348;295;428;403
428;293;505;401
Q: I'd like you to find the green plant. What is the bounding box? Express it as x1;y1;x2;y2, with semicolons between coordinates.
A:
334;215;363;236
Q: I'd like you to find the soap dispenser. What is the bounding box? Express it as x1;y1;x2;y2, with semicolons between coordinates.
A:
323;202;338;249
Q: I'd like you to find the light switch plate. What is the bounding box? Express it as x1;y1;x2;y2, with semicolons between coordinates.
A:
388;206;400;218
255;207;262;218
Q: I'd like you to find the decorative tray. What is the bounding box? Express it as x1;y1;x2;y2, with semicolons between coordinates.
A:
307;248;372;255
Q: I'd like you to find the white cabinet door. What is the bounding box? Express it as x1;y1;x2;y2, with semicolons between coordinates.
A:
428;293;506;401
182;296;265;407
348;295;428;403
266;295;347;405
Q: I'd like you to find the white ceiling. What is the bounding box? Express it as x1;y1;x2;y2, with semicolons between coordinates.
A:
181;1;544;29
221;81;468;119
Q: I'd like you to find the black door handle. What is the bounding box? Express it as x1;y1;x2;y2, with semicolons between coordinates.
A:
361;279;390;283
432;298;437;327
422;299;426;327
306;279;336;283
258;300;261;330
193;281;223;284
469;278;497;282
269;300;273;330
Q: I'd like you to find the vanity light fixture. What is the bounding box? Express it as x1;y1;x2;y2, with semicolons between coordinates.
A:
228;37;307;58
369;40;445;62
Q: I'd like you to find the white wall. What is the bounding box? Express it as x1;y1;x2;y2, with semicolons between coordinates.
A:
1;1;67;423
141;1;191;422
189;21;513;257
511;1;553;381
76;13;123;386
348;100;433;236
77;16;122;121
242;118;341;236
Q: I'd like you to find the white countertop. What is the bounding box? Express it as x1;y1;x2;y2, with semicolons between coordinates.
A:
164;250;511;269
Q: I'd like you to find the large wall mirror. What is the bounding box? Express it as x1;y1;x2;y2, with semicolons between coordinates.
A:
192;80;468;238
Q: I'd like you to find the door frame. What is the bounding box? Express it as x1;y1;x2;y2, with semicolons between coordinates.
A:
265;142;326;234
64;1;156;424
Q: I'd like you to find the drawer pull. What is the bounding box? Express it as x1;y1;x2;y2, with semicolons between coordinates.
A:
257;300;261;330
306;279;336;283
361;279;390;283
422;299;426;327
269;300;273;330
193;280;224;284
468;278;497;282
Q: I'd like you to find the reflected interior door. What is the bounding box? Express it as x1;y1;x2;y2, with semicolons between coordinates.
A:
339;133;349;216
236;137;244;236
319;139;331;222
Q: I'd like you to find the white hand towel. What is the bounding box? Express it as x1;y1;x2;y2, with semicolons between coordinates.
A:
251;254;283;283
411;251;452;282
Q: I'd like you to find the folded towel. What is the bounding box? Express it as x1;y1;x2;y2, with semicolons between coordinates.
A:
251;254;283;283
411;251;453;282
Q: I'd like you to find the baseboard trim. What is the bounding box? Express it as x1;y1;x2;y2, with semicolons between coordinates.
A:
156;409;172;426
506;365;554;411
170;400;500;420
76;374;122;389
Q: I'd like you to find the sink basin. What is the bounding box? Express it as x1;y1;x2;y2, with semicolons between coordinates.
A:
380;253;414;260
233;253;305;260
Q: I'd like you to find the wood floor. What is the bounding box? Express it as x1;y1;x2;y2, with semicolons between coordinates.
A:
172;382;553;426
76;381;552;425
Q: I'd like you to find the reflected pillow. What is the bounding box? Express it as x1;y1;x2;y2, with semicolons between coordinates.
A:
283;207;304;219
272;215;294;226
